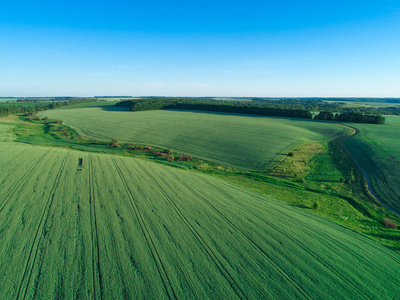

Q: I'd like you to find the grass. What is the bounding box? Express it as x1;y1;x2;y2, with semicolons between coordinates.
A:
40;104;345;170
342;123;400;213
1;126;400;298
8;115;400;251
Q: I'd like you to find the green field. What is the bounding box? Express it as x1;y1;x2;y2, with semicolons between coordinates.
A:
1;128;400;299
343;123;400;212
40;106;345;170
385;115;400;125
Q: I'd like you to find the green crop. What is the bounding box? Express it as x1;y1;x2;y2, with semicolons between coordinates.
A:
343;122;400;212
40;105;345;170
1;127;400;298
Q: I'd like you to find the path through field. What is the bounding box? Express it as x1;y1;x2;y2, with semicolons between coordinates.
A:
342;123;400;213
340;125;400;216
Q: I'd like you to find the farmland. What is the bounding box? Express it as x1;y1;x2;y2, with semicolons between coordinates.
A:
41;105;345;170
1;130;400;299
385;115;400;125
342;123;400;213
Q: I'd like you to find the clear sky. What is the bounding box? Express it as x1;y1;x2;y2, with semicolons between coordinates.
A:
1;0;399;97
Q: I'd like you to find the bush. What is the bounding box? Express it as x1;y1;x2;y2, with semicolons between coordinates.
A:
134;146;143;151
111;138;118;145
164;149;173;154
313;202;319;209
144;146;152;151
166;155;175;162
178;155;193;162
125;143;135;149
287;152;294;156
339;177;345;183
383;218;398;229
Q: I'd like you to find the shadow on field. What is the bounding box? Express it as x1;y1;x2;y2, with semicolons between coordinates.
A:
369;232;400;241
289;203;312;209
99;105;129;112
165;109;319;122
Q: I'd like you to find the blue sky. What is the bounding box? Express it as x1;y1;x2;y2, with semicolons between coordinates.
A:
1;1;399;97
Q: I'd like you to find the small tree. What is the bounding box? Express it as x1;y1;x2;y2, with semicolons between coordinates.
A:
111;138;118;146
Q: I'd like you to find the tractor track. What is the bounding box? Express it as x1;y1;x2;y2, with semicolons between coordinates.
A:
91;155;130;299
0;149;51;213
136;161;248;300
202;177;374;299
339;125;400;216
112;160;200;298
210;178;400;286
15;151;71;300
88;155;104;300
170;172;314;300
111;157;177;300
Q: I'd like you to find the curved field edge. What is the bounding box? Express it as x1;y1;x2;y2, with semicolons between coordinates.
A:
0;140;400;299
342;123;400;213
40;106;345;170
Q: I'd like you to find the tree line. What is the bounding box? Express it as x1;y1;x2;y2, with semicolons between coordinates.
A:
117;98;385;124
315;111;385;124
0;99;94;117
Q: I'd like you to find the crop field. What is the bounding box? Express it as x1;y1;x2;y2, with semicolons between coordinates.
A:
0;132;400;299
343;123;400;212
41;106;345;170
385;115;400;126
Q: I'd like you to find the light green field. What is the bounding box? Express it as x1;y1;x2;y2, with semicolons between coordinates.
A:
1;129;400;299
324;100;400;108
385;115;400;125
0;124;15;142
343;123;400;212
41;106;345;170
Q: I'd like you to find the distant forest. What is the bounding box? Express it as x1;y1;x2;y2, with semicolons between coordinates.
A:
116;98;387;124
0;99;93;117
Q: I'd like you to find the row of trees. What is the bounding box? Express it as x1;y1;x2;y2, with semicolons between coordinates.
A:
116;99;313;119
117;98;385;124
315;111;385;124
0;99;94;117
